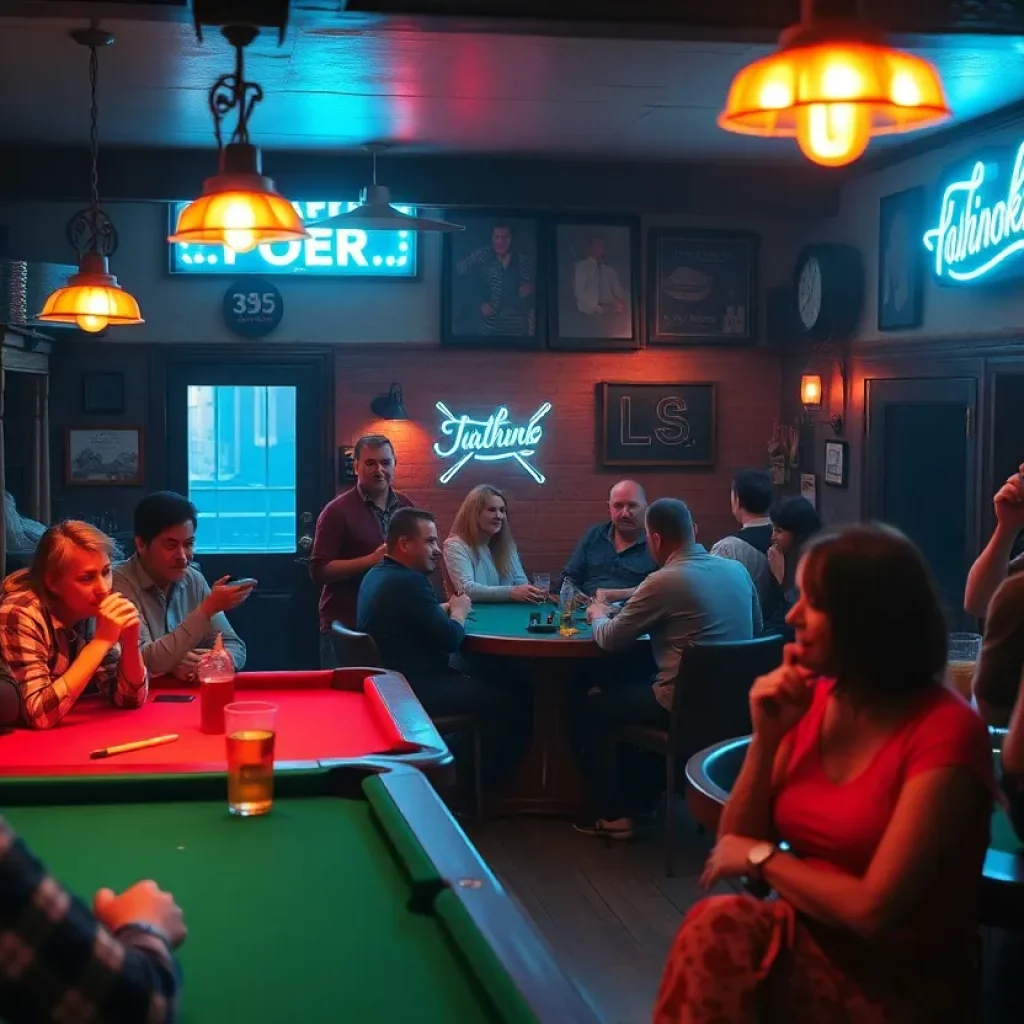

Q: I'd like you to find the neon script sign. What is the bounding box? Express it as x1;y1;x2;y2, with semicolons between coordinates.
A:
168;201;417;277
433;402;552;485
923;144;1024;283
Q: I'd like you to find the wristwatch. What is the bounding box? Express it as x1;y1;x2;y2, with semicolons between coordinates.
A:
746;842;777;881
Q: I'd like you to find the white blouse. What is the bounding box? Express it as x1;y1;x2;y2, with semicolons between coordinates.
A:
442;535;528;602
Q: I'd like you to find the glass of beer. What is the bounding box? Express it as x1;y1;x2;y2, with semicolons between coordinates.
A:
224;701;277;817
947;633;982;700
533;573;551;598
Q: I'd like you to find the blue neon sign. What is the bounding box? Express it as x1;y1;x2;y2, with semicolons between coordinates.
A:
923;143;1024;284
167;201;418;277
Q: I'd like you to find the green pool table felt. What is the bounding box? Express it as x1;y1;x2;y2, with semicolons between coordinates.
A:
1;776;529;1023
465;604;591;639
991;806;1024;856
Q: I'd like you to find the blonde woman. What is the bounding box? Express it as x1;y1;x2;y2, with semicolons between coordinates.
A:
0;520;148;729
443;485;546;603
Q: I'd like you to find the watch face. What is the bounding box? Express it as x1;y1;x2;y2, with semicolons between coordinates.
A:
798;256;822;330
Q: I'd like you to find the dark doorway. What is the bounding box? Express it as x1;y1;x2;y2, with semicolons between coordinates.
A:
866;377;977;630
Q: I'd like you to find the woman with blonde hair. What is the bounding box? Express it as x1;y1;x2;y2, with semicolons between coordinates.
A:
0;520;148;729
443;485;546;603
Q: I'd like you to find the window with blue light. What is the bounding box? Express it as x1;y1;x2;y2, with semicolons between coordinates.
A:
187;385;297;554
168;201;418;277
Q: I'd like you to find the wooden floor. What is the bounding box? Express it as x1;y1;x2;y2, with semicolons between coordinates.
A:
466;804;712;1024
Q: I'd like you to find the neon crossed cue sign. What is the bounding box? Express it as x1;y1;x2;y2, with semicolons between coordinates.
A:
923;142;1024;282
433;402;552;484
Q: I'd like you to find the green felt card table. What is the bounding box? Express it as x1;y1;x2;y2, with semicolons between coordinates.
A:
462;603;648;815
685;736;1024;931
0;763;598;1023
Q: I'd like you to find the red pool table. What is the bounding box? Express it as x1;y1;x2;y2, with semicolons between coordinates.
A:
0;669;453;784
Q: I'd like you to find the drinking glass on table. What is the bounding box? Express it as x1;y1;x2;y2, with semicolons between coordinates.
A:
532;573;551;599
225;702;277;817
947;633;982;700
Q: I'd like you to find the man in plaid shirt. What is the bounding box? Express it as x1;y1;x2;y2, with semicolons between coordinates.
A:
0;522;148;729
0;815;185;1021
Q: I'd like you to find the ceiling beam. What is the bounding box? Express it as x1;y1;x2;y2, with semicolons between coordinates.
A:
0;146;841;217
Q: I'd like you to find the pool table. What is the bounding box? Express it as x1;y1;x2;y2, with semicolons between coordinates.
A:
685;736;1024;930
0;763;597;1023
0;669;452;786
463;603;648;815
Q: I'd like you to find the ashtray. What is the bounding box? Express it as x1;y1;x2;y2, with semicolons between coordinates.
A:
526;624;558;634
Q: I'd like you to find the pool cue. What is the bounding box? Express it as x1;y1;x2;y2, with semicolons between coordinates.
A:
89;734;180;760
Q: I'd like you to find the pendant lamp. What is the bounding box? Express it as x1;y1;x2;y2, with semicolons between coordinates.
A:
38;29;143;333
312;145;464;233
169;25;308;252
719;0;950;168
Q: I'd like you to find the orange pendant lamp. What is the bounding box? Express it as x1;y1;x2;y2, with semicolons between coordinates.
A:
39;29;143;333
719;1;950;168
169;25;307;253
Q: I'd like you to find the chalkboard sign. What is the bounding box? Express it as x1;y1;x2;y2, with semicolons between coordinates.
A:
601;381;716;468
222;278;284;339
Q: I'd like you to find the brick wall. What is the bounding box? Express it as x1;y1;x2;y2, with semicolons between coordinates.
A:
335;346;783;576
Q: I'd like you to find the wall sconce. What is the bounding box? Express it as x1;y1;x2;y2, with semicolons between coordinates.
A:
800;374;823;409
370;383;408;421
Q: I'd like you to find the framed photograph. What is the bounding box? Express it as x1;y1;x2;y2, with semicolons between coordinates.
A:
878;186;925;331
824;439;849;488
66;427;144;486
82;371;125;415
442;212;544;349
549;216;640;350
600;381;717;468
647;228;759;344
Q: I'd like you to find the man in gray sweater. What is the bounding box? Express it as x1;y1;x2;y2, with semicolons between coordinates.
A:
576;497;761;839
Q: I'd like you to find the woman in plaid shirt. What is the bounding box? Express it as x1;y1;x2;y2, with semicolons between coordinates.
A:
0;521;148;729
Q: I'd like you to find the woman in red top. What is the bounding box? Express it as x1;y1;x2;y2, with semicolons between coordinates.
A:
655;524;994;1023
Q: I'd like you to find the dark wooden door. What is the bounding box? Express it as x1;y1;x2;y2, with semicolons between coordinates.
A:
165;358;330;670
865;377;977;630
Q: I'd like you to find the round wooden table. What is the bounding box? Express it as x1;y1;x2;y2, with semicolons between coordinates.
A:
462;603;646;815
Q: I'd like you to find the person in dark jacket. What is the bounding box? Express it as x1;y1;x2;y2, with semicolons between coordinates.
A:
357;507;525;789
764;496;822;637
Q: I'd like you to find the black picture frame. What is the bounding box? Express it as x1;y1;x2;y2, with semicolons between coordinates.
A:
441;211;545;349
548;215;641;350
824;439;849;488
600;381;717;468
878;186;925;331
647;228;759;344
81;372;125;415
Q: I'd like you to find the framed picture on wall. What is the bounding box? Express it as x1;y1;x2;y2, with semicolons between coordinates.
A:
441;211;545;349
824;439;848;488
549;216;640;350
647;228;759;344
66;427;144;486
878;186;925;331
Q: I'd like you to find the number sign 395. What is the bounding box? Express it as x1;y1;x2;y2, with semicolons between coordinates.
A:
222;278;284;339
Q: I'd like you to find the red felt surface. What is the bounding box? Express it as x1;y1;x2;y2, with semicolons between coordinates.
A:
0;685;407;776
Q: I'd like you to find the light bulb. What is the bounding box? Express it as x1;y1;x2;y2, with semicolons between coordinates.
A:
76;314;109;333
796;103;871;167
222;198;258;253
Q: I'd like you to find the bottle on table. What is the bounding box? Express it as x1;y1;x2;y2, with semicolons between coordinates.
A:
198;633;235;734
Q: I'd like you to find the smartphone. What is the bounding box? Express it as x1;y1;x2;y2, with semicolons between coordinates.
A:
154;694;196;704
225;577;257;588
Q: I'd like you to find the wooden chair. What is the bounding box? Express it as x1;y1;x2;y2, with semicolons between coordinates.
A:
329;621;484;823
610;634;786;876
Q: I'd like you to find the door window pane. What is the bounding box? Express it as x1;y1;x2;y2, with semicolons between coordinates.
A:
187;385;297;554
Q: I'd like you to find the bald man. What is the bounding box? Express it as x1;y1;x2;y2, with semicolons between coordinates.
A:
560;480;658;599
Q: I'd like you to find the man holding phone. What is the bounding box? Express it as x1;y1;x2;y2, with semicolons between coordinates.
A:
113;492;251;680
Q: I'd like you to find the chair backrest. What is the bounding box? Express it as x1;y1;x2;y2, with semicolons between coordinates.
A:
670;635;785;760
329;621;383;668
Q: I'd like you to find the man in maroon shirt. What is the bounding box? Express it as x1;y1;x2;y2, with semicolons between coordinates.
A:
309;434;413;667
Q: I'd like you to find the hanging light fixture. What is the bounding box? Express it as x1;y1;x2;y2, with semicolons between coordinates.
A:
719;0;950;168
370;383;409;421
38;29;143;333
312;145;464;233
169;25;308;252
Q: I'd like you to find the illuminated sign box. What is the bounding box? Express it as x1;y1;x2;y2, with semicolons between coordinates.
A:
923;144;1024;285
167;201;418;277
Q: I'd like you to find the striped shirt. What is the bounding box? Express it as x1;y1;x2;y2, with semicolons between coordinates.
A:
0;573;148;729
